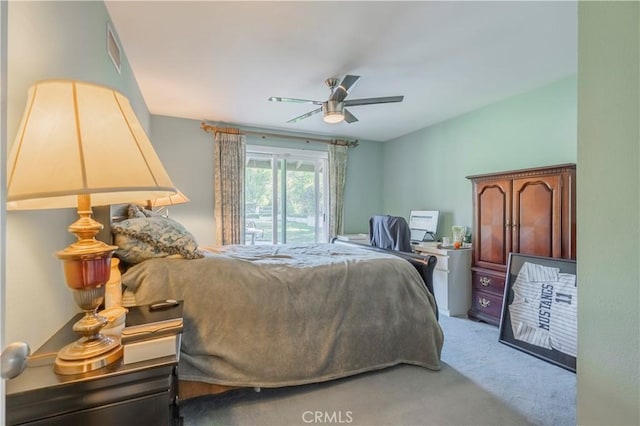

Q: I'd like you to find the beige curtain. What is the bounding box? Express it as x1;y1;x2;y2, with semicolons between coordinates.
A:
213;130;246;245
328;142;348;240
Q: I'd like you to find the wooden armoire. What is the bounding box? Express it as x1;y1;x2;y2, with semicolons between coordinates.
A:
466;164;576;325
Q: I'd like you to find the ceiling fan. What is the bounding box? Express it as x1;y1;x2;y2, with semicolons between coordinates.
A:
268;75;404;124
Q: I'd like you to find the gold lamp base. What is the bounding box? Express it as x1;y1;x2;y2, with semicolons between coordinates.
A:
54;284;123;375
55;338;123;375
54;197;123;375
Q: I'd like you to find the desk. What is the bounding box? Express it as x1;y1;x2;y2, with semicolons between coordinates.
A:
413;243;472;317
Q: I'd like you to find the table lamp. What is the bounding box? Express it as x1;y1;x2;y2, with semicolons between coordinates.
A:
6;80;177;374
143;189;189;210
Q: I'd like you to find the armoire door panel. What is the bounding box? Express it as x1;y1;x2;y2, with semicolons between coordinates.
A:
474;180;511;269
562;171;577;259
513;175;561;258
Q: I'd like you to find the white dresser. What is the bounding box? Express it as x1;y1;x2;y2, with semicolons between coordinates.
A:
413;243;472;317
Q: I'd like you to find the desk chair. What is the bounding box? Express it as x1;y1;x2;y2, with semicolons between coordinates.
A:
369;215;413;253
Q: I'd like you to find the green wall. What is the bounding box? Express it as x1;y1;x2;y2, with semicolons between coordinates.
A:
5;1;149;347
340;139;383;234
381;76;577;240
149;116;384;244
577;2;639;424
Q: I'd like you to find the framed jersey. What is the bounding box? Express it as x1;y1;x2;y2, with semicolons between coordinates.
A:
499;253;577;372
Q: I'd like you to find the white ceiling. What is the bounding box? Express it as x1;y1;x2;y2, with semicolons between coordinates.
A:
105;1;577;142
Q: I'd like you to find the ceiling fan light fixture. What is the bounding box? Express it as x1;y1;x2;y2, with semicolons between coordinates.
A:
323;112;344;124
270;75;403;124
322;101;344;124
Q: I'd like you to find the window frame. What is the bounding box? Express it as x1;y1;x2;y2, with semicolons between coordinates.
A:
245;145;329;244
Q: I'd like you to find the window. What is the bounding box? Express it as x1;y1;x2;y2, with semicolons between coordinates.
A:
245;145;328;244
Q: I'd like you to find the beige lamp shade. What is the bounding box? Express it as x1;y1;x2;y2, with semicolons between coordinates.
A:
148;190;190;208
6;80;176;210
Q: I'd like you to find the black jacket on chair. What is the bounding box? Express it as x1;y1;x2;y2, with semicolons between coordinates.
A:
369;215;413;253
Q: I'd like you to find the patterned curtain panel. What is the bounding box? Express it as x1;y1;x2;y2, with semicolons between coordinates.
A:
213;131;246;245
328;143;348;241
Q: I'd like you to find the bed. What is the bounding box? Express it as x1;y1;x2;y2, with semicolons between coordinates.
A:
109;205;444;398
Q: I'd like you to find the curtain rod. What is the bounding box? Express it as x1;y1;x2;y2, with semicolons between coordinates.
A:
200;122;359;147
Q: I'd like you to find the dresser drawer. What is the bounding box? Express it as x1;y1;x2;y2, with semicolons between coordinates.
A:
472;270;505;296
469;290;503;325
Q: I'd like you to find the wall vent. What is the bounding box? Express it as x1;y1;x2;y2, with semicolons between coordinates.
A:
107;23;121;74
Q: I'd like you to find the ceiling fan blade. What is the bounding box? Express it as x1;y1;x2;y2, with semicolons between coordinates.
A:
344;96;404;107
286;107;322;123
329;75;360;102
343;109;358;124
269;97;322;105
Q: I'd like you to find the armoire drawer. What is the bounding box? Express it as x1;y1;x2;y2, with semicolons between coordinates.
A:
472;270;505;296
469;290;503;325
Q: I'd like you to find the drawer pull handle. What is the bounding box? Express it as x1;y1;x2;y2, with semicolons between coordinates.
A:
479;298;491;308
479;277;491;286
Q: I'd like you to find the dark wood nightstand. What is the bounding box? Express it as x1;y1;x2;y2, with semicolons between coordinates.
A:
6;313;182;425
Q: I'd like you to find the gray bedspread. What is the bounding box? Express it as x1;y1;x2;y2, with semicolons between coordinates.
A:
121;243;443;388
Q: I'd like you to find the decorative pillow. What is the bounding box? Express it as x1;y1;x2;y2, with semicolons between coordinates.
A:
112;215;203;264
127;204;158;219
